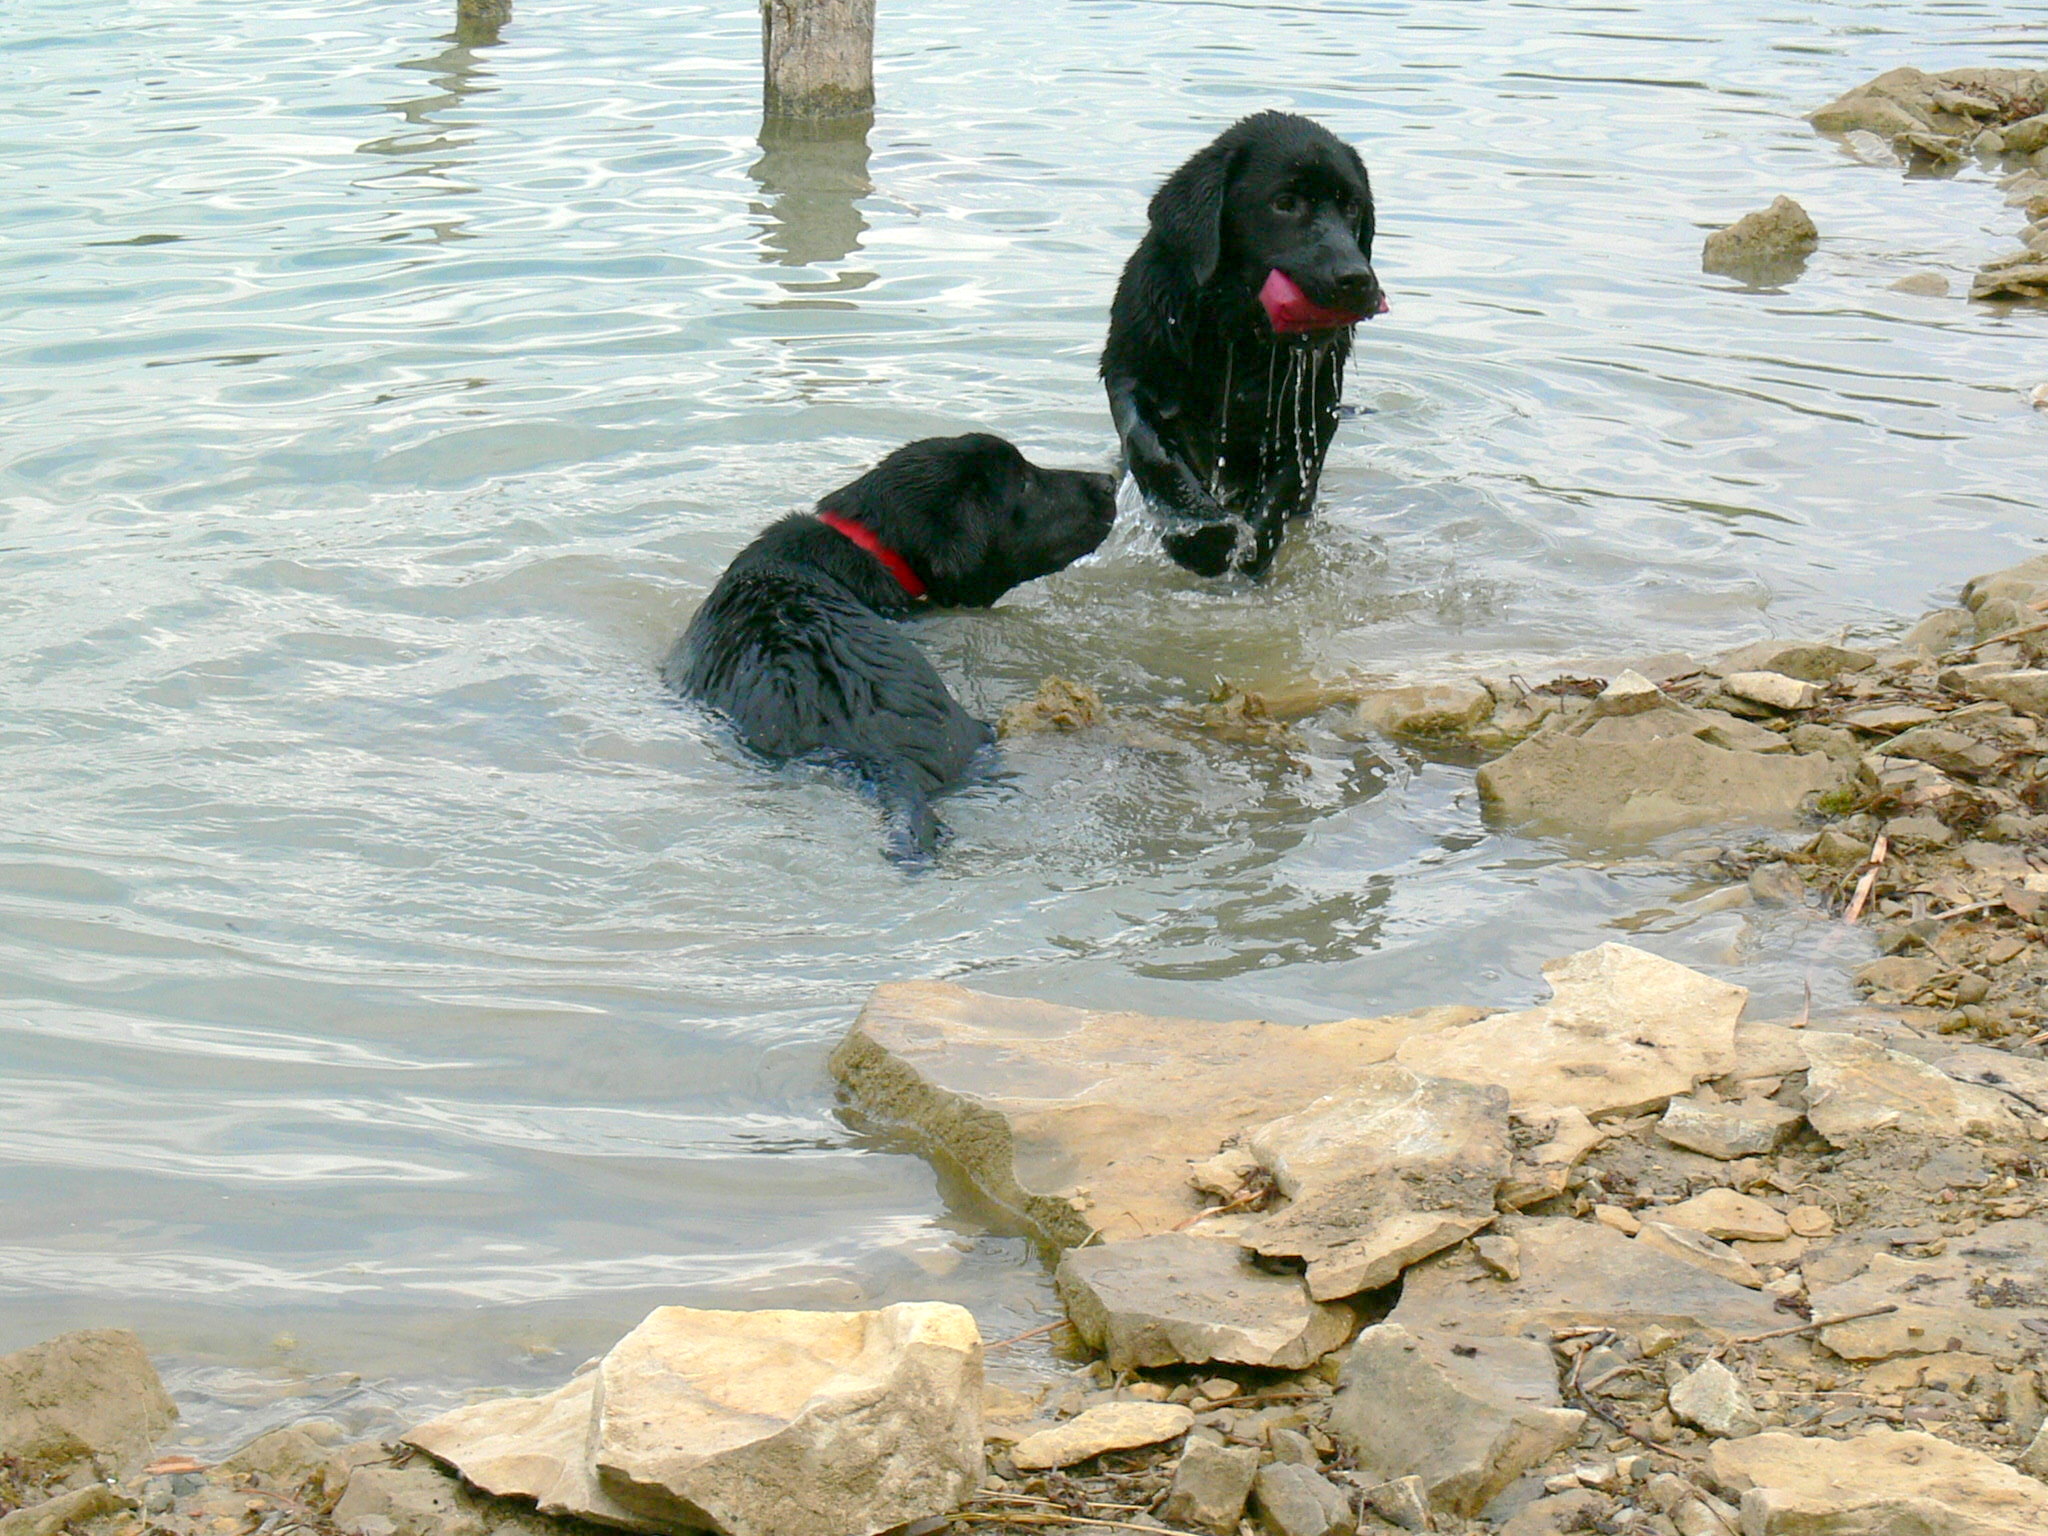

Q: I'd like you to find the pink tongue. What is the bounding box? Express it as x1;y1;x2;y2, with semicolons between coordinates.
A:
1259;268;1379;333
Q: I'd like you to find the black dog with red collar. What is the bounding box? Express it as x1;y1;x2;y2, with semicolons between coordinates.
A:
664;434;1114;864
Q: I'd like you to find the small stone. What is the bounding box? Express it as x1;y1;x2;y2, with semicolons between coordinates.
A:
1659;1190;1791;1243
1807;827;1868;865
1475;1234;1522;1281
1012;1403;1194;1470
1667;1359;1761;1439
1267;1427;1318;1466
2021;1418;2048;1479
1657;1096;1803;1160
1594;1205;1642;1235
1251;1462;1352;1536
1633;1222;1763;1289
1702;197;1818;283
1198;1377;1241;1402
1592;670;1666;716
1499;1489;1610;1536
1360;1475;1431;1532
1159;1438;1259;1536
1889;272;1950;296
1720;671;1821;711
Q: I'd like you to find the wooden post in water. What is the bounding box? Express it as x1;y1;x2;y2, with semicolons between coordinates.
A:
761;0;876;123
456;0;510;47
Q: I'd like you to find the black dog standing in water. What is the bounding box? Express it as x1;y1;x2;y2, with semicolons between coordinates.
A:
665;434;1115;864
1102;111;1386;579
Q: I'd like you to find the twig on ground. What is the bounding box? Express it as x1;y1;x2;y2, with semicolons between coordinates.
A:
1723;1304;1899;1348
1843;833;1890;925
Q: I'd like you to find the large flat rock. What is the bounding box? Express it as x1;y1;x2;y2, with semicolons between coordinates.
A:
1801;1032;2024;1145
830;981;1486;1247
1240;1066;1511;1299
1392;943;1747;1119
1708;1428;2048;1536
1389;1217;1783;1342
1054;1233;1353;1370
1808;1219;2048;1363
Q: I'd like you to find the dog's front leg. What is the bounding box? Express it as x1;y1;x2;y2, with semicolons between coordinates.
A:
1107;377;1251;577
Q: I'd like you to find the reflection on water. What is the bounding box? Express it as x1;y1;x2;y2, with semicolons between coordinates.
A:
1;0;2046;1418
750;115;876;293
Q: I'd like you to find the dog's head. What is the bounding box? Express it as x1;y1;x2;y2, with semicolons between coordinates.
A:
1148;110;1381;328
824;434;1117;608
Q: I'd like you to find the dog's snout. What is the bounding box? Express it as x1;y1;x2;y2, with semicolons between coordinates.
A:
1328;265;1380;307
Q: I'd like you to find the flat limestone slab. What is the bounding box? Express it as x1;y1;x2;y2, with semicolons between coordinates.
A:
1708;1428;2048;1536
1054;1233;1353;1370
1010;1403;1194;1471
1809;1220;2048;1363
1801;1032;2023;1145
1389;1218;1782;1342
1240;1066;1511;1299
830;981;1486;1247
1392;944;1747;1118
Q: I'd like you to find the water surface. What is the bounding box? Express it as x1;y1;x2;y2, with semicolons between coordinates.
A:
3;0;2045;1436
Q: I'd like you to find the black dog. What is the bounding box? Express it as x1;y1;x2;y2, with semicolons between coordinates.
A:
1102;111;1385;579
664;434;1116;863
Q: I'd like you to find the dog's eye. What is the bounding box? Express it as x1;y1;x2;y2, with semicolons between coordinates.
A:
1271;192;1303;216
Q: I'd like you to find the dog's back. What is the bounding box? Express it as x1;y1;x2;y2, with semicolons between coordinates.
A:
665;515;990;860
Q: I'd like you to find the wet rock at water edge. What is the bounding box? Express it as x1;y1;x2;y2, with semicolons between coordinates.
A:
1238;1065;1512;1299
1702;197;1818;285
1010;1402;1194;1471
1353;679;1495;739
1709;1427;2048;1535
1159;1438;1259;1536
0;1328;178;1485
0;1486;137;1536
829;979;1488;1248
1328;1324;1584;1519
1054;1232;1354;1370
406;1302;984;1536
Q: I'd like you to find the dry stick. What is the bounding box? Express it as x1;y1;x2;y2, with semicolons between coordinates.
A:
1723;1303;1899;1348
1567;1330;1702;1464
1843;833;1890;925
1926;898;2005;923
983;1493;1152;1516
953;1512;1169;1534
987;1320;1067;1351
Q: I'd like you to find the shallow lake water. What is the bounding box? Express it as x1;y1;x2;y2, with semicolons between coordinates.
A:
3;0;2045;1439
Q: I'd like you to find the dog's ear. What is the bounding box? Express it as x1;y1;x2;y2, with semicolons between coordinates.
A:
1148;140;1237;287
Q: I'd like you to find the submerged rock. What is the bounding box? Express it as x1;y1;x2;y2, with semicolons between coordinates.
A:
1329;1325;1584;1519
999;675;1104;736
1354;680;1496;739
407;1303;984;1536
1054;1233;1353;1370
1708;1427;2048;1535
0;1328;178;1484
1476;701;1844;839
1239;1066;1512;1299
1702;197;1818;284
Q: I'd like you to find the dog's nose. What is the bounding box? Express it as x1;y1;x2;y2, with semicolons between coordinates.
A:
1327;266;1381;310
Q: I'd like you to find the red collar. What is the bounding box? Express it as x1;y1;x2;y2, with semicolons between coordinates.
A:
818;509;927;600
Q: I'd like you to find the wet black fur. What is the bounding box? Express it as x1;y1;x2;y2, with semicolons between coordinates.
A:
663;434;1116;864
1102;111;1381;579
